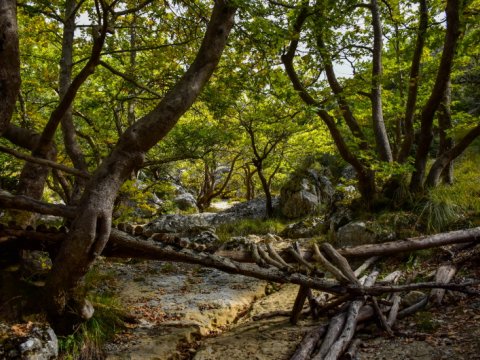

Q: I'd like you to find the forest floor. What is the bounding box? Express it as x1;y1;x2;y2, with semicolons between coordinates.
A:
101;256;480;360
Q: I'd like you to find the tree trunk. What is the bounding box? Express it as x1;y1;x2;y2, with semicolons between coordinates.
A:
0;0;20;135
254;161;274;218
426;123;480;188
410;0;462;192
280;6;377;205
43;1;237;332
370;0;393;163
13;1;108;225
437;83;454;184
243;164;256;201
398;0;428;163
315;30;366;145
59;0;89;205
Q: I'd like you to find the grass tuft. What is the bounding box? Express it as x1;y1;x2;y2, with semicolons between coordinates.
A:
59;264;127;360
216;218;286;242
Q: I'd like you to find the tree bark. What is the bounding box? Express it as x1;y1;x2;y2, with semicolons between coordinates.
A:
43;1;237;332
398;0;428;163
338;226;480;257
437;84;454;184
59;0;89;205
410;0;462;192
425;123;480;188
370;0;393;163
0;0;20;135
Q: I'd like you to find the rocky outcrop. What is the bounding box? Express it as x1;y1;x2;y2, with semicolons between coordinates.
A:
280;169;334;219
211;197;279;225
104;261;266;359
144;214;215;234
145;197;278;233
0;322;58;360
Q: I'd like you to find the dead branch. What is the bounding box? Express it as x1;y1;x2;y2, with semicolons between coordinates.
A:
313;312;346;359
323;271;379;360
313;243;349;283
321;243;359;284
429;264;457;305
343;338;362;360
371;296;394;336
290;325;328;360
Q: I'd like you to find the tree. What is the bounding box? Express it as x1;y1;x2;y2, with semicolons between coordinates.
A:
274;0;479;205
235;97;303;217
0;0;21;136
0;0;236;332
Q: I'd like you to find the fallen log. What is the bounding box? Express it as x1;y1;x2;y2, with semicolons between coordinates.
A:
387;294;401;327
2;227;478;297
290;325;328;360
313;312;346;359
323;271;379;360
338;227;480;257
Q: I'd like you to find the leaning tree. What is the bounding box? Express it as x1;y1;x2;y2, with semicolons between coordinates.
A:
0;0;237;332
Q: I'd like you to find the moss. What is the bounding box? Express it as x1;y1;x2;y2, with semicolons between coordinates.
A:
414;311;440;333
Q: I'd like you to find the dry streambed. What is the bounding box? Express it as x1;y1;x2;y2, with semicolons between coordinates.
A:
102;259;480;360
102;259;266;359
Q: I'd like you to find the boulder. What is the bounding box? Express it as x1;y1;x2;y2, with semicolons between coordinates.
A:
327;205;354;230
340;164;357;180
280;217;327;239
173;192;198;212
335;221;376;247
0;322;58;360
280;169;334;219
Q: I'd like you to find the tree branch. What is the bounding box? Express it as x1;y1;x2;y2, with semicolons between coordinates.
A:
99;60;161;98
0;145;90;178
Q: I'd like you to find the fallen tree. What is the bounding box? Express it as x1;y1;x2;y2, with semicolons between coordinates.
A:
1;220;478;298
1;190;480;359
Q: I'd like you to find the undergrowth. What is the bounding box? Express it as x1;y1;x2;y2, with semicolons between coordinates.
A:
216;218;287;242
59;266;127;360
416;149;480;232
